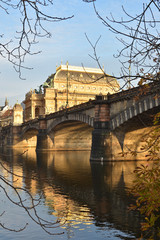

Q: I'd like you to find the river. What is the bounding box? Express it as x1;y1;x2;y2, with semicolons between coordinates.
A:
0;148;143;239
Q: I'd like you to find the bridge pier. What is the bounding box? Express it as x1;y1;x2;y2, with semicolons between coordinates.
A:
90;128;112;161
36;117;54;151
90;100;112;161
36;117;48;151
36;129;49;151
0;125;22;148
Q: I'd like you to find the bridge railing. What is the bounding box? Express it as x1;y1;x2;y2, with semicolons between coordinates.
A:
22;117;39;126
108;81;160;103
22;81;160;125
44;100;96;120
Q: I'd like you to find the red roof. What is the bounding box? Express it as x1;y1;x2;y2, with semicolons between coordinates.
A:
1;109;13;118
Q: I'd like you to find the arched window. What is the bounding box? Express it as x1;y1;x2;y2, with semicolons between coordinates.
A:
35;107;40;118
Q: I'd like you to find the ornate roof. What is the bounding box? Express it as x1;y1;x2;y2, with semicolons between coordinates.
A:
44;64;119;87
13;103;23;111
55;65;107;83
1;109;13;118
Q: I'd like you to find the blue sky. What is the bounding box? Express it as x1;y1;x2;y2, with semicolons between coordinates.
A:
0;0;143;106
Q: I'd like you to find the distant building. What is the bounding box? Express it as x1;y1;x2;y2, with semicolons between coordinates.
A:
12;103;23;126
0;97;10;115
0;99;23;127
0;98;12;127
0;109;13;127
23;64;119;121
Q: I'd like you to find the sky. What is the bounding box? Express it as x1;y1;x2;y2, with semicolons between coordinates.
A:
0;0;144;106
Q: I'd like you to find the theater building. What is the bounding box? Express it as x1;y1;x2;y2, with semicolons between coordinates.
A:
23;64;119;121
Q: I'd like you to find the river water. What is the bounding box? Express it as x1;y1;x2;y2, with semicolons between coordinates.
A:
0;148;143;240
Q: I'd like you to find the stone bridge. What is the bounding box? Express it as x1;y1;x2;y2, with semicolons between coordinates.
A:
1;82;160;161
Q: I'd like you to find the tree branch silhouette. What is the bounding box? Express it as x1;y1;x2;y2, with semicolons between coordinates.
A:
0;152;64;235
0;0;73;79
84;0;160;88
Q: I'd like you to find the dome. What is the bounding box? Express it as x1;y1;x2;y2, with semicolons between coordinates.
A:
13;103;23;111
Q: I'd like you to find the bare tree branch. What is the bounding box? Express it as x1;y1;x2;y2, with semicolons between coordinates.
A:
0;152;65;235
0;0;74;79
84;0;160;88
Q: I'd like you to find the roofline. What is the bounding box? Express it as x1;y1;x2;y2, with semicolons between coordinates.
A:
56;64;104;74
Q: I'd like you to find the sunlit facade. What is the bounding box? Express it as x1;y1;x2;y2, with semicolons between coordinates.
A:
23;64;119;121
0;99;23;127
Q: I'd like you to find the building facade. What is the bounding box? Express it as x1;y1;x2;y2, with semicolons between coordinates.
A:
0;99;23;127
23;64;119;121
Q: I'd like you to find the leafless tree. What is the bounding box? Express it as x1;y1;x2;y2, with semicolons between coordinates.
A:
83;0;160;89
0;151;64;235
83;1;160;236
0;0;73;79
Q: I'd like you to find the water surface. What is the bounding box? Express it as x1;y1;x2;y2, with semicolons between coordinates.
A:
0;148;142;239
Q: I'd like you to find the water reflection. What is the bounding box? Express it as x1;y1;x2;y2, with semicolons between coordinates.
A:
0;148;143;239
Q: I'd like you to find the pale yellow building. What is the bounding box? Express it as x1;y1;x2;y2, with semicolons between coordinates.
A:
13;103;23;126
0;99;23;127
23;64;119;121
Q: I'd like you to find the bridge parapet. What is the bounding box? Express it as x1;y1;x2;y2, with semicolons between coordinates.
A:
1;82;160;160
108;81;160;103
110;92;160;130
46;113;94;134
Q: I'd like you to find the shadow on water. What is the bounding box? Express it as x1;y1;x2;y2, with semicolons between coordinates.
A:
0;148;143;239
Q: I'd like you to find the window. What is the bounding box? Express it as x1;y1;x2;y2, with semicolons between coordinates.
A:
35;107;40;118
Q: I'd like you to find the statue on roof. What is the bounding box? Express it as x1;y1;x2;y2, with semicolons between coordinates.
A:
35;85;43;94
44;74;55;88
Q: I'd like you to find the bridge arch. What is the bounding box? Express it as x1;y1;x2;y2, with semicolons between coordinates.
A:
110;94;160;130
47;113;94;134
19;126;39;148
21;125;39;137
46;114;94;151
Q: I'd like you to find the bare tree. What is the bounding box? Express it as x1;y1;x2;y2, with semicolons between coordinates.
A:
84;0;160;89
0;151;64;235
82;1;160;237
0;0;73;79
